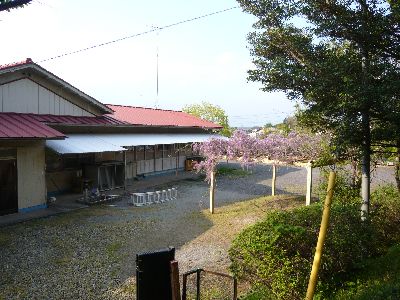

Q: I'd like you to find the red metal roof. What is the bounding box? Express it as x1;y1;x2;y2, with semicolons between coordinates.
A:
31;114;128;126
0;113;130;140
0;58;33;71
106;105;223;129
0;113;65;139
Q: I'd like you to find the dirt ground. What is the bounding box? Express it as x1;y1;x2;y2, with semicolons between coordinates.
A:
0;163;396;299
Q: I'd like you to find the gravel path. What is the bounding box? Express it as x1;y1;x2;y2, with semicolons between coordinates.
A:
0;163;396;299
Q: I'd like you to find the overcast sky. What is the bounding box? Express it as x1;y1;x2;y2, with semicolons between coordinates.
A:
0;0;296;127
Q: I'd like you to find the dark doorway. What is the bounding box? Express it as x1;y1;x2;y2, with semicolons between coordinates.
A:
0;159;18;216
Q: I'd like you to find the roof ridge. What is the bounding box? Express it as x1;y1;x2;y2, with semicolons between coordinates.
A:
106;104;184;113
0;58;33;70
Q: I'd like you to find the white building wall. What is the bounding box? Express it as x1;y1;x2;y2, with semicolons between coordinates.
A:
0;78;93;116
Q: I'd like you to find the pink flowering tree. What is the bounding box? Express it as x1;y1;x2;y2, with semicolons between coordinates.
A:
194;130;325;178
192;130;326;212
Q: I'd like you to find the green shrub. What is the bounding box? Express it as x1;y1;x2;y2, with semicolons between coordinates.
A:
370;185;400;249
232;183;400;300
229;203;378;300
317;166;360;204
240;285;275;300
327;244;400;300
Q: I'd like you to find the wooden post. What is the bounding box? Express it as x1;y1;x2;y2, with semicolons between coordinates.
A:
306;171;336;300
162;144;164;171
175;144;181;176
154;145;156;174
210;171;216;214
123;151;127;190
170;260;181;300
306;162;313;206
176;145;179;177
272;164;276;196
134;146;138;176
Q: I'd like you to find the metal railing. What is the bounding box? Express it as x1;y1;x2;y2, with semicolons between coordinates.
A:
181;268;237;300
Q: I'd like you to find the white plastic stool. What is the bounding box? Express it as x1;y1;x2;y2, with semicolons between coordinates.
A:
161;190;168;201
146;191;156;205
171;187;178;200
132;193;146;206
155;191;162;203
167;189;173;201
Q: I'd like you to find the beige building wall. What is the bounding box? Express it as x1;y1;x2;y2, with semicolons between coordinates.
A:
17;141;47;210
0;78;93;116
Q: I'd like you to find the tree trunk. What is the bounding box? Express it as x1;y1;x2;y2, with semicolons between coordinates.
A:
360;28;371;220
360;111;371;221
395;140;400;192
351;158;361;189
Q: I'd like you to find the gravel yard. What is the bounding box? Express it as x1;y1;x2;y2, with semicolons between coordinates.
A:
0;163;396;299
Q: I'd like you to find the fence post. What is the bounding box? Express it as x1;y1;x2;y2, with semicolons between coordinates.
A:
170;261;181;300
196;269;201;300
210;171;216;214
306;162;313;205
272;164;276;196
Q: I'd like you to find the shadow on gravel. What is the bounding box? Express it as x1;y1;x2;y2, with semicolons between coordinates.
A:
0;163;314;299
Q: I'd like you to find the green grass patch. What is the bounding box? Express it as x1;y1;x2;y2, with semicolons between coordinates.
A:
53;255;72;266
216;166;251;178
106;241;123;260
203;195;304;223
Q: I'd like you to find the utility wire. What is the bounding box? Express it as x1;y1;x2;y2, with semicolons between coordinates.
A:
38;6;239;63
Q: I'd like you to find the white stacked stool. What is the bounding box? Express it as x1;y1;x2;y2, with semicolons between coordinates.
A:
131;193;146;206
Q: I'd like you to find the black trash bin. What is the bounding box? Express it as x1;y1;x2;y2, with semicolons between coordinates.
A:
136;247;175;300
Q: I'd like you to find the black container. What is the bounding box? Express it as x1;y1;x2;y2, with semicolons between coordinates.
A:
136;247;175;300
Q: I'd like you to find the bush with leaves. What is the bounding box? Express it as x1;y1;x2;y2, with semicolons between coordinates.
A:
229;203;379;300
317;166;360;204
370;185;400;249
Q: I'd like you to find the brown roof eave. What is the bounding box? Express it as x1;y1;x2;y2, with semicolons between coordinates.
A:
47;123;221;130
0;136;65;141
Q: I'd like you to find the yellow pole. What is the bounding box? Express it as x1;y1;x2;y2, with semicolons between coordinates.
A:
305;171;336;300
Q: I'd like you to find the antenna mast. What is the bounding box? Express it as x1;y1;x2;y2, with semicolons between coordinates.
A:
153;25;160;108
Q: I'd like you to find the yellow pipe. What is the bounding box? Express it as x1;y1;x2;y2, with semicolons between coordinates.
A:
305;171;336;300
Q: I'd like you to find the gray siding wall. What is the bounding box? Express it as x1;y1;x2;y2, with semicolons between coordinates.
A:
135;156;184;175
0;78;93;116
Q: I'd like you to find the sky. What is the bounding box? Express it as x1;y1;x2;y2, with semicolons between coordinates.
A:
0;0;296;127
